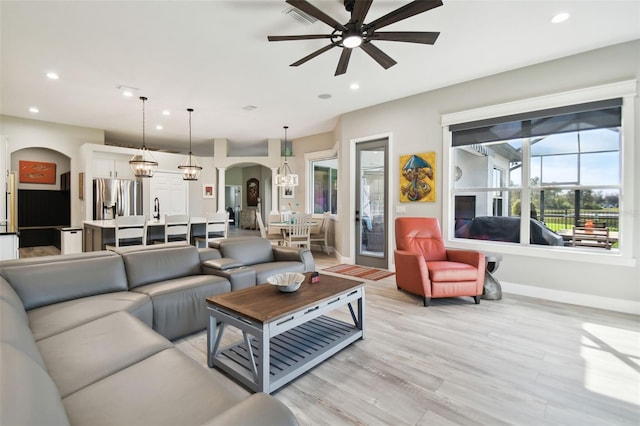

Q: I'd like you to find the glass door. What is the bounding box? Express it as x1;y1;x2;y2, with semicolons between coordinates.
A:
355;139;388;268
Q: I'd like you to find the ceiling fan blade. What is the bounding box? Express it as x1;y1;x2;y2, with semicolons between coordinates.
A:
286;0;347;31
371;31;440;44
360;42;397;69
350;0;373;25
367;0;443;31
268;34;334;42
290;43;337;67
335;48;352;76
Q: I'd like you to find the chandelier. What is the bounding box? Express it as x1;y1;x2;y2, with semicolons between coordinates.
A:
178;108;202;181
129;96;158;178
275;126;298;187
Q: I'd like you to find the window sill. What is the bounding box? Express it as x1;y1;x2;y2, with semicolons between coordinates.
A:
446;238;636;267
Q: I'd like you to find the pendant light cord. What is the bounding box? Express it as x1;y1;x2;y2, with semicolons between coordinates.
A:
140;96;147;149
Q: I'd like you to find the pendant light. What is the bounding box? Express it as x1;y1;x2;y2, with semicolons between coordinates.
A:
178;108;202;181
129;96;158;178
275;126;298;187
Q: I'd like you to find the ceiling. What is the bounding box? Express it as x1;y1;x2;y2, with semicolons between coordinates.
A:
2;1;639;156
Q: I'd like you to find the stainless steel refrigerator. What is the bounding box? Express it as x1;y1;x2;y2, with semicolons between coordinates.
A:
93;178;143;220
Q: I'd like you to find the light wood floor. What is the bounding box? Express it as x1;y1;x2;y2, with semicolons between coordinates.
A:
175;253;640;426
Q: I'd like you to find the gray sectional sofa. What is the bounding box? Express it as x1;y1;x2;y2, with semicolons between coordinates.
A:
0;239;310;426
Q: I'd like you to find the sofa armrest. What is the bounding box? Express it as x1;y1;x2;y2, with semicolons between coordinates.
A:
202;258;244;271
273;247;314;272
201;393;298;426
198;247;222;263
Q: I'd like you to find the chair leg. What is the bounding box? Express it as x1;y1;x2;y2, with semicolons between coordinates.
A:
473;295;481;304
423;297;431;307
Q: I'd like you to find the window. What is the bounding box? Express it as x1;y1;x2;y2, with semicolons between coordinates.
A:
305;149;338;215
442;81;636;263
312;160;338;214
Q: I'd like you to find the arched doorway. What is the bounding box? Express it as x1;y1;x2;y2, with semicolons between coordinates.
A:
11;147;71;255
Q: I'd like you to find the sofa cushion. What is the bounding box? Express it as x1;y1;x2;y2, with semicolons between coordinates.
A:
37;311;172;398
121;245;202;289
0;343;71;426
132;275;231;340
0;299;46;368
62;348;248;426
1;255;128;310
203;393;299;426
251;261;306;284
219;238;275;266
28;291;152;341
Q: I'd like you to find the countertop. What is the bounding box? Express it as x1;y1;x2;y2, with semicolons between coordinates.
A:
83;217;206;229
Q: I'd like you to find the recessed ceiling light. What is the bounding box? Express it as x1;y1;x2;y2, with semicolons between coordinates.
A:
162;110;170;116
29;107;39;113
318;93;332;99
156;125;163;130
116;84;140;97
46;72;59;80
350;83;360;90
551;12;570;23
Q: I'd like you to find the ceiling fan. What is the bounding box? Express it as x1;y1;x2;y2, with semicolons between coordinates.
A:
268;0;443;76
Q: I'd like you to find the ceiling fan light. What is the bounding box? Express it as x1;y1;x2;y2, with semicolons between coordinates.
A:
343;34;362;48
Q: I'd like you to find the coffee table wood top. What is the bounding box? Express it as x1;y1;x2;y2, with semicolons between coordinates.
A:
206;273;363;324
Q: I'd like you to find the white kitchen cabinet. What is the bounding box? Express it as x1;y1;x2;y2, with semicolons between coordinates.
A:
93;155;134;179
0;233;19;260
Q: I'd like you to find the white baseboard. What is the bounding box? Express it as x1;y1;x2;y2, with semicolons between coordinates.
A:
501;281;640;315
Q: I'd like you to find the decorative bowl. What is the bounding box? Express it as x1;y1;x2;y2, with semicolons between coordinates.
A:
266;272;305;293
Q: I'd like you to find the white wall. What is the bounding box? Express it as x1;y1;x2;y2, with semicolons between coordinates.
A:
11;148;70;190
0;115;105;226
337;40;640;312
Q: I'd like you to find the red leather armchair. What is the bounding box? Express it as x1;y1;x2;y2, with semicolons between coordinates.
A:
394;217;485;307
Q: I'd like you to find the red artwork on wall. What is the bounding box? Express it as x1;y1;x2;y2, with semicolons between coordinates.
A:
19;160;56;184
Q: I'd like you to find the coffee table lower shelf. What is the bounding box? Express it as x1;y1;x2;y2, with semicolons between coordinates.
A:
214;315;362;393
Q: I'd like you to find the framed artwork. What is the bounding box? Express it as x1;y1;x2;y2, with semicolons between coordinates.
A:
399;152;436;202
19;160;56;184
282;186;295;199
202;184;215;199
247;178;259;206
79;172;84;200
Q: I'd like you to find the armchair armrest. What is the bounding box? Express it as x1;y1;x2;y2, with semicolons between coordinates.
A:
446;249;485;269
394;249;431;298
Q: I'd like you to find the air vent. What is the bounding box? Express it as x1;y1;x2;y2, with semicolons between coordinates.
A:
283;7;317;25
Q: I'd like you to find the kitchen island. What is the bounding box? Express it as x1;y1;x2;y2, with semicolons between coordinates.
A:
83;217;206;251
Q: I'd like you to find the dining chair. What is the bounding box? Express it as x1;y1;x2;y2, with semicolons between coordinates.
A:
283;214;311;249
309;212;330;254
194;212;228;248
163;214;191;244
256;211;282;246
280;210;293;223
106;215;147;250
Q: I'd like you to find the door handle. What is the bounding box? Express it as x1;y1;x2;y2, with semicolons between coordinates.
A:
355;210;360;222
